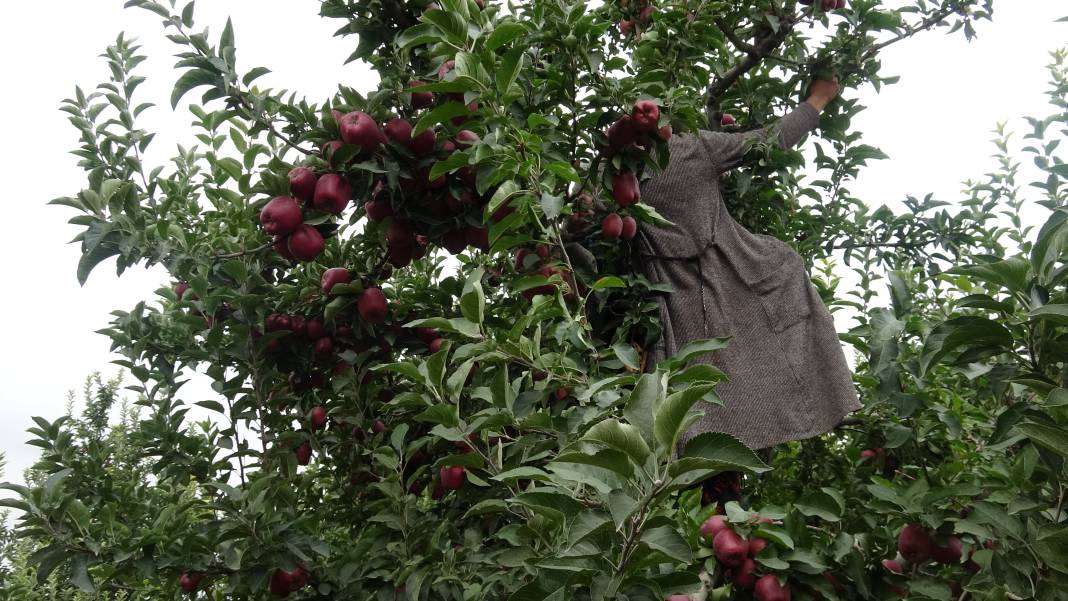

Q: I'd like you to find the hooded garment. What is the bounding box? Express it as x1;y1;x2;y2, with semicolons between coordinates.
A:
637;102;860;451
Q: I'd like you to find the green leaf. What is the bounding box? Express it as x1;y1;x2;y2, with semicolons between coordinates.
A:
659;338;730;370
544;161;580;184
607;489;638;529
415;404;459;427
640;524;692;563
485;22;527;51
612;343;640;370
496;46;524;94
582;419;650;466
919;316;1014;374
170;68;220;109
591;276;626;290
397;23;444;49
461;268;486;325
948;257;1032;294
70;554;95;593
654;384;716;453
794;490;842;522
1030;304;1068;326
1013;421;1068;457
492;466;550;482
429;150;471;180
553;449;635;479
679;432;770;473
624;374;660;447
413;102;472;135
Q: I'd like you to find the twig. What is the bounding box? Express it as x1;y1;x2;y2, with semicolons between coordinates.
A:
214;241;272;259
705;16;798;112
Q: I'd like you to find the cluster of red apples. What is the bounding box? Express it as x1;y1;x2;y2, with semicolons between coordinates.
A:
682;514;792;601
881;523;975;597
618;0;658;37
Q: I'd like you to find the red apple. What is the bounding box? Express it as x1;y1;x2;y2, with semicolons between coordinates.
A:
313;173;352;215
410;127;436;156
822;0;836;9
631;100;660;133
931;536;962;564
288;167;317;203
339;111;383;154
429;338;444;353
265;313;291;332
384;118;413;147
730;557;758;589
606;116;638;148
721;113;736;126
882;559;903;574
287;225;326;262
835;0;847;8
409;80;433;109
310;406;328;429
274;236;295;261
455;129;480;149
749;537;768;557
260;196;303;236
389;243;414;268
700;514;726;542
440;465;466;490
372;419;387;434
364;198;393;222
657;124;672;141
898;523;933;564
269;569;293;597
295;442;312;466
620;216;637;240
179;572;203;593
288;315;307;337
174;282;190;300
358;287;389;323
753;575;790;601
321;140;343;159
321;267;351;294
861;449;877;460
639;4;656;23
388;219;417;249
314;337;334;356
665;596;689;601
442;229;469;255
602;213;623;239
306;317;326;340
713;529;748;568
555;387;569;400
467;226;490;252
620;19;634;36
611;171;640;206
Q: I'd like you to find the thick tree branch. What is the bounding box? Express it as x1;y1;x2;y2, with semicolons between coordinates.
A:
706;17;797;113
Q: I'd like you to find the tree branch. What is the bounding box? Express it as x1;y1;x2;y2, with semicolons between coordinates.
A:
706;17;798;113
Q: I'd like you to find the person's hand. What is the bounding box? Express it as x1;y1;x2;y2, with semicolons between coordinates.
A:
806;77;840;112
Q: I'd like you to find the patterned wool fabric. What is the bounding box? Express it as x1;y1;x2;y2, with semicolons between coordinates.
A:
637;102;861;452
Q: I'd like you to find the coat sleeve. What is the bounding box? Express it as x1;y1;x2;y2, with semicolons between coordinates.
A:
697;102;821;173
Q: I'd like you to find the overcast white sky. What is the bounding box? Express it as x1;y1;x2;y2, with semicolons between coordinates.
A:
0;1;1064;486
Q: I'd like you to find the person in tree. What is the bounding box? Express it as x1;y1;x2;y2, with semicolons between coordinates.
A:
637;78;859;509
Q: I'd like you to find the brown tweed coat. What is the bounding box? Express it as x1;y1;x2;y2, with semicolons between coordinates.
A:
637;102;860;451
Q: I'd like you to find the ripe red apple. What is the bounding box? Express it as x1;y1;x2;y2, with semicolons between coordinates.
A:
429;338;444;353
358;287;389;323
931;536;962;564
721;113;736;126
620;216;637;240
631;100;660;133
389;243;414;268
372;419;387;434
696;514;730;542
657;124;672;141
835;0;847;8
467;226;490;251
713;529;748;568
442;229;469;255
620;19;634;36
897;523;933;564
881;558;903;574
665;596;689;601
321;267;351;294
310;406;328;429
602;213;623;239
274;236;295;260
174;281;191;300
410;128;436;156
313;173;352;215
607;116;638;148
339;111;383;154
295;442;312;466
321;140;343;159
515;248;536;271
749;537;768;557
860;449;877;460
408;80;433;109
455;129;480;149
260;196;303;236
388;218;417;249
287;225;326;262
437;59;456;80
384;118;413;147
265;313;291;333
822;0;836;9
730;557;758;589
753;575;790;601
306;317;326;340
179;572;203;593
269;569;293;597
364;198;393;222
440;465;466;490
555;387;569;400
611;171;641;206
288;167;317;203
314;337;334;356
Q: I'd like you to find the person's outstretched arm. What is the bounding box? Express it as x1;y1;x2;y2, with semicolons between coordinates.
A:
699;78;840;173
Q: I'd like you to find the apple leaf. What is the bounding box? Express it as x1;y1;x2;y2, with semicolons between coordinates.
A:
484;22;527;52
582;419;650;466
653;384;716;454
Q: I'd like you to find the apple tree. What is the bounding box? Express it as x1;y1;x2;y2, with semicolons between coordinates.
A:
13;1;1068;601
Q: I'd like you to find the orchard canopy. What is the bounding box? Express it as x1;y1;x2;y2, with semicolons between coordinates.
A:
3;0;1068;600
